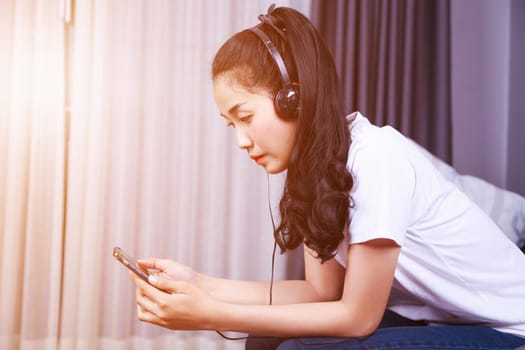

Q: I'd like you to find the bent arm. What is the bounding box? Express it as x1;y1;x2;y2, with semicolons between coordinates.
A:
209;239;400;337
135;239;399;337
197;244;345;305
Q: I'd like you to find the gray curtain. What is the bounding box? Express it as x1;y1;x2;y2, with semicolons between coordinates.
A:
311;0;452;162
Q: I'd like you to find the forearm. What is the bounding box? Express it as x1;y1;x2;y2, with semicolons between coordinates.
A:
133;242;396;337
201;242;398;338
195;274;324;305
211;300;373;338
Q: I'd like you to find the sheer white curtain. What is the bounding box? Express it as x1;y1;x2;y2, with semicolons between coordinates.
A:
0;0;66;349
0;1;310;349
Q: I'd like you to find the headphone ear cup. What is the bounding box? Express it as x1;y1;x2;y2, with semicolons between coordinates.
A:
275;83;300;119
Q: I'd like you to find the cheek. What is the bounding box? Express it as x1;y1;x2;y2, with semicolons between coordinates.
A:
272;119;297;146
254;119;296;151
248;119;274;144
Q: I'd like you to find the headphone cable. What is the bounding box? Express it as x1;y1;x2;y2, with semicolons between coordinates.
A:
215;173;278;341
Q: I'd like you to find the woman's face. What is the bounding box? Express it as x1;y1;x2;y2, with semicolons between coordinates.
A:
213;76;298;174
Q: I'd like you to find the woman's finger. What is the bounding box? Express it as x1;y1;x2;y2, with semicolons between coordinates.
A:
148;275;192;294
136;290;158;314
137;258;171;271
136;303;160;324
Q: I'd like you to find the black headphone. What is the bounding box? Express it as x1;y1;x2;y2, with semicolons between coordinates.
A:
249;24;300;120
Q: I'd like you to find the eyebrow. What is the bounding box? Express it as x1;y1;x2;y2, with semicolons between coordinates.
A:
220;102;246;118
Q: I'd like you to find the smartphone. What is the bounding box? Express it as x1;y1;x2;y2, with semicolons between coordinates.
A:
112;246;150;282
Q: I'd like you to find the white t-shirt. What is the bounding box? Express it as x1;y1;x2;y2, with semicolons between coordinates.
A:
334;112;525;338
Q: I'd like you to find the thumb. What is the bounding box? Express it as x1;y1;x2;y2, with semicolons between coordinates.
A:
138;258;169;271
148;274;190;293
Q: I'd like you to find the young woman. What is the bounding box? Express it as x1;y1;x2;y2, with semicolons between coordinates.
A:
131;5;525;349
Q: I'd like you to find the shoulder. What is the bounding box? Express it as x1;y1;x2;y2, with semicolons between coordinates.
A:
346;113;414;174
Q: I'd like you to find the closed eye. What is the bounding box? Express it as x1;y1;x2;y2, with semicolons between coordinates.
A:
239;115;253;123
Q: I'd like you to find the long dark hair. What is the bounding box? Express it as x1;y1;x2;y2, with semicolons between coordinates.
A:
212;7;353;262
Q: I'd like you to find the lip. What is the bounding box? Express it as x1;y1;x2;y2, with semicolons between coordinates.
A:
250;154;265;164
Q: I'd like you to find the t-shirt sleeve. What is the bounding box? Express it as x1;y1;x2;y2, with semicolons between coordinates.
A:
348;131;417;246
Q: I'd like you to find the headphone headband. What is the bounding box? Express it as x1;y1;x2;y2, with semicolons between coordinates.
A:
248;5;300;119
257;3;286;38
248;26;291;87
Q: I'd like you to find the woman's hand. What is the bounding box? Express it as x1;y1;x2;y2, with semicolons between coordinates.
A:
131;271;221;331
137;258;195;281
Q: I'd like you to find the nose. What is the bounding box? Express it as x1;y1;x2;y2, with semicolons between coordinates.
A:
235;127;252;150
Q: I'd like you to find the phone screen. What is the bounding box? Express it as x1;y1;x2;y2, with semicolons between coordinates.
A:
112;246;150;282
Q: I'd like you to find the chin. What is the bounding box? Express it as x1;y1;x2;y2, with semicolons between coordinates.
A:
264;164;287;174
